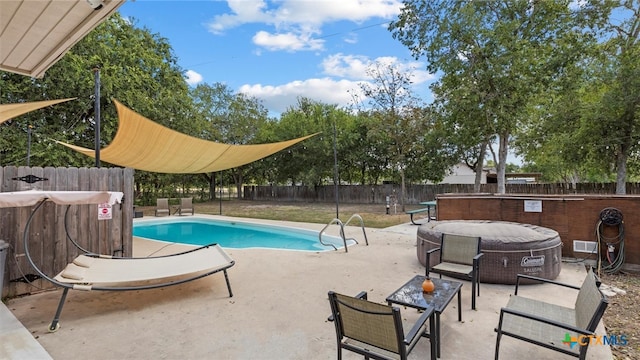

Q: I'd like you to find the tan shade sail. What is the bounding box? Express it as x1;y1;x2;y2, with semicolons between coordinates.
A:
1;0;124;78
57;99;316;174
0;98;77;124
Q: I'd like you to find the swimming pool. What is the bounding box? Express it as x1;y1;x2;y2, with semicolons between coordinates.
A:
133;217;353;251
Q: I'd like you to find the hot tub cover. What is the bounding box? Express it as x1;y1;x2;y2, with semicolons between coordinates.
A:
417;220;562;284
428;221;560;249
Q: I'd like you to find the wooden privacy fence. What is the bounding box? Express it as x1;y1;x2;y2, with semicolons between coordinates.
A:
0;166;134;298
243;182;640;204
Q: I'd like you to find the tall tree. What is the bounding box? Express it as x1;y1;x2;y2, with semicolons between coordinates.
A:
389;0;607;193
359;61;426;210
515;1;638;193
271;98;337;187
580;1;640;193
0;13;194;203
190;83;270;199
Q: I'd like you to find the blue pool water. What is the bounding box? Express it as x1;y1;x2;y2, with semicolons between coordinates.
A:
133;217;352;251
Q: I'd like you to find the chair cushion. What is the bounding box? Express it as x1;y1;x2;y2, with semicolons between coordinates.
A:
342;338;402;360
60;263;86;280
501;295;578;353
73;255;95;268
432;262;473;276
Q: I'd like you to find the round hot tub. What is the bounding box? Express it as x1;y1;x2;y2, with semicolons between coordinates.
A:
417;220;562;284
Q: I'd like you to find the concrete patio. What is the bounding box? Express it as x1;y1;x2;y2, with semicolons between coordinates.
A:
3;217;611;359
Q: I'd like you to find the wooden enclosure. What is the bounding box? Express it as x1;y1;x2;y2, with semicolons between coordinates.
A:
0;166;134;298
436;193;639;270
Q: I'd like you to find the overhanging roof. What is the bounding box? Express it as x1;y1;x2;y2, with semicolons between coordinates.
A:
57;100;317;174
0;98;76;124
0;0;124;78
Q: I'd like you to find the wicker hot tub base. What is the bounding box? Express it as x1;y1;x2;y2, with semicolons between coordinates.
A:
417;220;562;284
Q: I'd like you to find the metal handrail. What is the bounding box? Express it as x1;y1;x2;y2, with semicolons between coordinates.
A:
319;214;368;252
319;218;342;251
343;214;369;246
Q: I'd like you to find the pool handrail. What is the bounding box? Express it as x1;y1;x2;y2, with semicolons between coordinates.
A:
343;214;369;246
319;219;342;251
319;214;368;253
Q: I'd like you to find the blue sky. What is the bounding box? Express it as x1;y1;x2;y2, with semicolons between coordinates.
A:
117;0;436;115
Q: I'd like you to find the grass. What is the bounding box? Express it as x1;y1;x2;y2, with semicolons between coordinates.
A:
136;198;428;228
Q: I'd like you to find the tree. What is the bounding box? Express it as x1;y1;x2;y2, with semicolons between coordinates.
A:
515;1;638;193
340;111;391;185
389;0;608;193
190;83;270;199
359;61;427;210
0;13;195;203
269;98;338;186
579;1;640;193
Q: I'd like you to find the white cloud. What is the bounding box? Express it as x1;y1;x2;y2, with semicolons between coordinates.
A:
208;0;272;34
321;53;435;84
237;55;437;115
207;0;403;52
253;31;324;52
321;53;371;79
184;70;203;86
239;78;365;114
209;0;402;32
343;33;358;44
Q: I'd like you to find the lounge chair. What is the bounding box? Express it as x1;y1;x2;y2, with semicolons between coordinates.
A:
426;233;483;310
50;243;234;331
155;198;170;216
494;268;608;359
327;290;436;360
5;190;235;332
178;197;194;215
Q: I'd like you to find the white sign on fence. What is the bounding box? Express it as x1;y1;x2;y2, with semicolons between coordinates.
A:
524;200;542;213
98;203;112;220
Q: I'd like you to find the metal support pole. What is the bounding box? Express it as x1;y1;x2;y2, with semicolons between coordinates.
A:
93;67;101;168
27;125;32;166
333;119;339;219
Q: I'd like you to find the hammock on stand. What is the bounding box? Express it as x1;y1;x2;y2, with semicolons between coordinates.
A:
0;190;235;332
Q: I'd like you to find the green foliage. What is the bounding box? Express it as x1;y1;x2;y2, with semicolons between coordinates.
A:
0;14;192;171
389;0;611;192
8;2;637;198
514;1;639;191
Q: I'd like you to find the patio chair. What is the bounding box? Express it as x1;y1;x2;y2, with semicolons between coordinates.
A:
327;290;436;360
155;198;170;216
178;197;194;215
426;233;483;310
494;268;608;359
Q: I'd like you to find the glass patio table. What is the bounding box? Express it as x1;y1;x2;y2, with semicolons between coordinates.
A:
386;275;462;358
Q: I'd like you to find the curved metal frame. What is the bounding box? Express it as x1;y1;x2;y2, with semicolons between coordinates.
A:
21;199;234;332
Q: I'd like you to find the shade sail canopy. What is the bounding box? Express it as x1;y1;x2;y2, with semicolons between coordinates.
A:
0;0;124;78
57;99;316;174
0;98;76;124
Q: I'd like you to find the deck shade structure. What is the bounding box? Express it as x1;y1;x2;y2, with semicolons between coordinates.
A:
0;98;77;124
0;0;125;78
57;99;317;173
